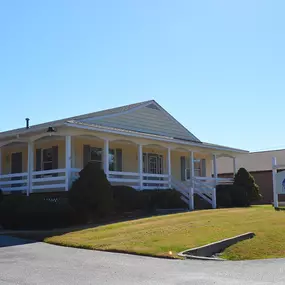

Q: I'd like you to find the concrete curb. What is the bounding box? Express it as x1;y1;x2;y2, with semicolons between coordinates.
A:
178;232;255;261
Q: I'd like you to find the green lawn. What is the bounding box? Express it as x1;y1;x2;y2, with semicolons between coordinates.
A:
45;206;285;260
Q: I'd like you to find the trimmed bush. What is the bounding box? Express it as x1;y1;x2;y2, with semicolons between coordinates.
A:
216;185;232;208
112;187;187;213
0;189;3;204
217;168;261;208
230;184;249;207
112;185;141;213
140;189;187;210
68;162;114;221
0;195;76;230
234;168;261;204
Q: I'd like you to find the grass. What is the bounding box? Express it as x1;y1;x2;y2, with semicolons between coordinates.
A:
44;205;285;260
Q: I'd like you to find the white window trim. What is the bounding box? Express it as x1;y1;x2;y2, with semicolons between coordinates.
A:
194;158;201;177
143;152;164;174
89;146;118;171
41;147;53;176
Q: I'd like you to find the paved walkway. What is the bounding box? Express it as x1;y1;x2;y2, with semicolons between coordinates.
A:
0;235;285;284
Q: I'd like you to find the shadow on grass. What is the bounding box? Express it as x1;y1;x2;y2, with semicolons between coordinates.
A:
0;210;171;245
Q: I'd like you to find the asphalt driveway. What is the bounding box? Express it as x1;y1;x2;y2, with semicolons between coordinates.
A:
0;235;285;285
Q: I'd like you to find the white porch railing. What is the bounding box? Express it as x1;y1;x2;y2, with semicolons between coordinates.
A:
70;169;169;190
170;176;234;210
142;173;169;190
194;176;234;185
109;171;140;186
0;169;234;209
31;169;66;192
0;172;28;192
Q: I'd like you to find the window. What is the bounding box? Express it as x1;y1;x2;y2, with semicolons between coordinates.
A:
143;153;163;174
109;149;116;171
42;148;53;171
194;159;201;177
90;147;102;168
89;147;118;171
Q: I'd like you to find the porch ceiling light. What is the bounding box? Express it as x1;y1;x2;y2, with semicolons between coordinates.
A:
47;126;56;136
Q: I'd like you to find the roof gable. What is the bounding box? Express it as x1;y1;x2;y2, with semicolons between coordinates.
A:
76;101;201;142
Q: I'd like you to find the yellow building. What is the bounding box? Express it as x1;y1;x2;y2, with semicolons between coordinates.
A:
0;100;247;209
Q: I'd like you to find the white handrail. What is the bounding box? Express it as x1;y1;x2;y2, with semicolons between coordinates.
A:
142;179;169;184
32;176;66;183
0;179;27;186
1;186;28;192
71;168;81;172
32;168;66;176
109;178;139;183
0;172;28;179
143;173;169;178
109;171;139;176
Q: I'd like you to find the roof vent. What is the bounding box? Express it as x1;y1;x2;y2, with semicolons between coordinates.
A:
25;118;30;129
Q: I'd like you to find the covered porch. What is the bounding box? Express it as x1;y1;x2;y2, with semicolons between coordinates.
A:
0;127;237;209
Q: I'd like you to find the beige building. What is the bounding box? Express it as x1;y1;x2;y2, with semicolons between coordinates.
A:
0;100;247;210
217;149;285;204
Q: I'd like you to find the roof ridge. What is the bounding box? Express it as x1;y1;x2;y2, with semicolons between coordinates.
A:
70;99;155;121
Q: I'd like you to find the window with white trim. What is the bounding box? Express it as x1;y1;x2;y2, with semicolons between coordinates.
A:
42;148;53;171
89;147;117;171
109;149;116;171
90;147;102;168
194;159;201;176
143;153;163;174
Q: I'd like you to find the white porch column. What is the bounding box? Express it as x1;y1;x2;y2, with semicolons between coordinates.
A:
233;157;237;176
138;144;143;190
212;154;217;209
272;157;278;208
71;137;76;168
65;135;72;191
189;151;195;211
190;151;195;179
27;141;34;196
103;139;109;178
167;147;171;188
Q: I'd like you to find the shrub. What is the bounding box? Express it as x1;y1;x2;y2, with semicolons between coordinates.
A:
0;189;3;204
230;184;249;207
68;162;114;221
141;189;187;210
112;187;187;213
112;185;140;213
0;195;76;230
216;184;250;208
233;168;261;204
216;168;261;208
216;185;232;208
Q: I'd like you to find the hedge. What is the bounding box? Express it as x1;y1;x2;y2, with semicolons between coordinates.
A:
0;195;76;230
112;186;187;212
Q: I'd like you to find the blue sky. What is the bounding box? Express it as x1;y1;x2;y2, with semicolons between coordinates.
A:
0;0;284;151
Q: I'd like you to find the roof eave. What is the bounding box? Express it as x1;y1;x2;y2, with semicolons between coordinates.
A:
0;122;65;140
65;122;248;154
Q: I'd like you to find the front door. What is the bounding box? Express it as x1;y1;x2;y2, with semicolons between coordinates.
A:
143;153;163;175
11;152;22;187
143;153;163;186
